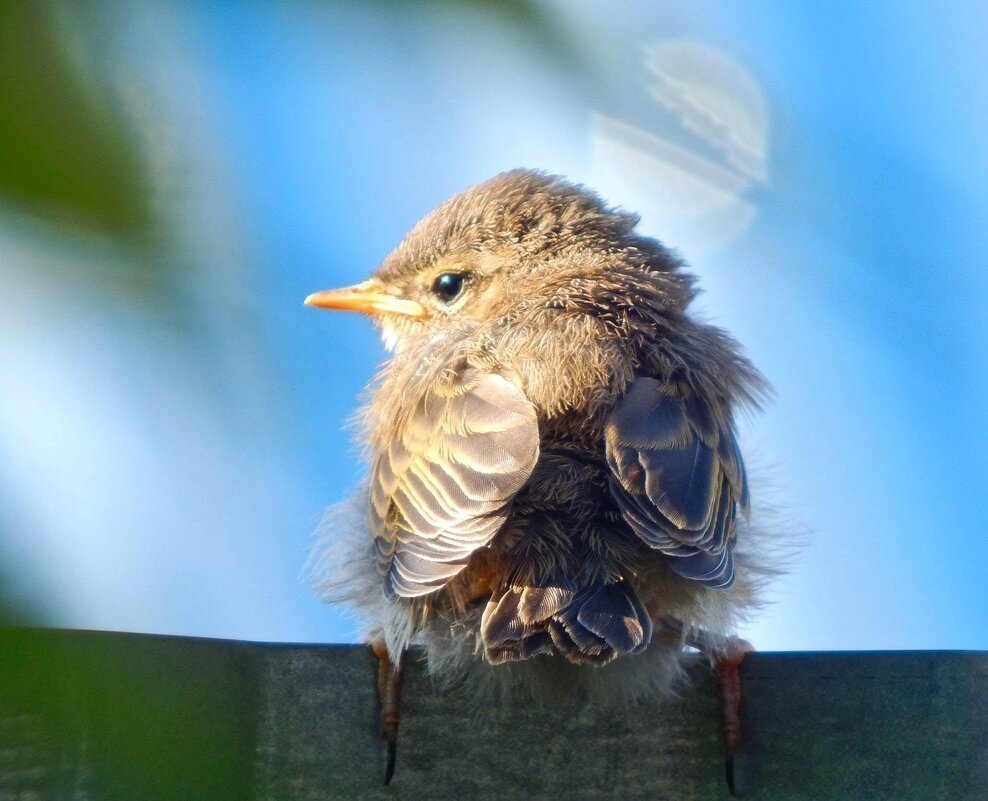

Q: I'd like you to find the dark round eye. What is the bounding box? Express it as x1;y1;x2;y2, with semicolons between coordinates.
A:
431;271;467;303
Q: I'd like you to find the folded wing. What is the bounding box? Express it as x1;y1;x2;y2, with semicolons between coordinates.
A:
605;376;748;588
370;371;540;598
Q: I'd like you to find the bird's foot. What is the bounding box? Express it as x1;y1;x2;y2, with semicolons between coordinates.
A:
658;617;752;796
367;634;405;784
710;637;752;796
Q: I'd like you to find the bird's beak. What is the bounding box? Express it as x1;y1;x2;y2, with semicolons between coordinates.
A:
304;280;426;318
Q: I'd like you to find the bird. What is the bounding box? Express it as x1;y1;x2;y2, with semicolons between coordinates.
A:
306;169;776;791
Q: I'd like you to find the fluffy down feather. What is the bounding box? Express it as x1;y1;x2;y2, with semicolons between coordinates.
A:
309;169;786;698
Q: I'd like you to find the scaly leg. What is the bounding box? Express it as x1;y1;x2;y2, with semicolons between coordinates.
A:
368;636;405;784
658;617;753;796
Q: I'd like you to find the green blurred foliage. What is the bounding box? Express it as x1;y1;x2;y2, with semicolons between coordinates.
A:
0;630;257;801
0;3;154;245
0;0;583;255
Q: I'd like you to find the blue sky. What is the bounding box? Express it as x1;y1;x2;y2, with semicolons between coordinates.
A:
1;1;985;650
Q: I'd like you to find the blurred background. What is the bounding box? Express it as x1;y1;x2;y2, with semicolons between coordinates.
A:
1;0;985;651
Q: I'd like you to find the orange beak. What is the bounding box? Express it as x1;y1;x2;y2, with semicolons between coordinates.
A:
304;280;426;318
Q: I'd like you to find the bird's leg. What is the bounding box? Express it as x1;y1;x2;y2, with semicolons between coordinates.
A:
709;639;751;796
368;635;405;785
658;616;753;796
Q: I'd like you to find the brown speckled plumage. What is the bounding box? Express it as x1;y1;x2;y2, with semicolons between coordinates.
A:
310;169;776;696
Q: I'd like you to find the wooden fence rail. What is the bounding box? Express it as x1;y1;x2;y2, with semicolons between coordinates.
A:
0;629;985;800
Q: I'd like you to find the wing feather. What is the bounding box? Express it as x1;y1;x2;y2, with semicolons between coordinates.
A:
371;371;539;598
606;377;748;587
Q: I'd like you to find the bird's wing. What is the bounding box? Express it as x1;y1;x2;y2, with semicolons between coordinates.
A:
370;370;540;598
605;376;748;588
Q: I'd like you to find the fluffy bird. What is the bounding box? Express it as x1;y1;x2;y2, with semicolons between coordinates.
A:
308;170;774;789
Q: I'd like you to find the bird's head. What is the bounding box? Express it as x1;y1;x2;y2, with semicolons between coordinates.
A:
306;170;694;355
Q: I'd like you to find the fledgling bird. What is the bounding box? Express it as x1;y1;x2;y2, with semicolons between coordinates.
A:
307;170;775;790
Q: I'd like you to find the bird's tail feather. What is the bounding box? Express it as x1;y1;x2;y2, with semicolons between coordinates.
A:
481;578;652;666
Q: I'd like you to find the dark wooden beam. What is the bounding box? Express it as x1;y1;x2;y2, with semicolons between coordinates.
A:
0;629;985;800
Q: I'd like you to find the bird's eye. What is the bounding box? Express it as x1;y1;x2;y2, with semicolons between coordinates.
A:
431;271;467;303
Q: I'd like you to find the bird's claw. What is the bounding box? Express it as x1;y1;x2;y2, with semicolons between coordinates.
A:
711;637;752;797
656;618;751;795
384;737;397;785
368;636;405;785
